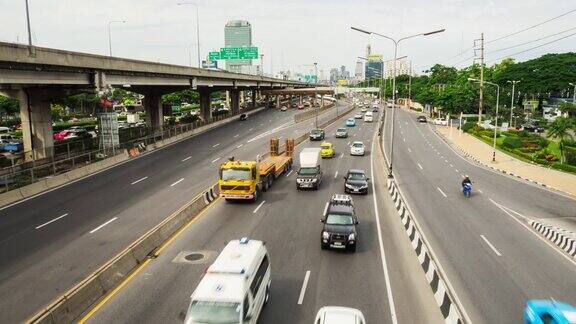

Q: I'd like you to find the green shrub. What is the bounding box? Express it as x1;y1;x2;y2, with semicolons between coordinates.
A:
517;147;539;153
564;146;576;165
461;122;475;133
503;137;523;149
516;130;530;138
552;162;576;174
512;149;534;161
537;137;550;148
562;138;576;147
533;158;551;165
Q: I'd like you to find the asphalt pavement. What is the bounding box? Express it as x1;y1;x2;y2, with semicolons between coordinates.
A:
383;107;576;323
0;103;348;322
81;104;445;324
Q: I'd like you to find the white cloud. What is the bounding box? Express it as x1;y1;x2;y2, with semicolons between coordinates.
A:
1;0;574;76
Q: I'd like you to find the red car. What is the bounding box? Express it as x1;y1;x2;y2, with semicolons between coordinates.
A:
53;130;72;141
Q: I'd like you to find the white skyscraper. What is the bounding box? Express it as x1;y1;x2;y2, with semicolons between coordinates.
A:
355;61;364;82
385;59;412;78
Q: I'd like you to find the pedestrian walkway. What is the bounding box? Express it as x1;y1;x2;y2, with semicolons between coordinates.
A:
436;125;576;197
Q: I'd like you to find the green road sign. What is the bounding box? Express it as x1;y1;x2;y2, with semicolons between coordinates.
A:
208;51;220;60
303;75;317;82
219;47;259;60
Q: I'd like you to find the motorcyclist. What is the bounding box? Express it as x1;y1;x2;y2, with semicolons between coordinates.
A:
461;175;472;187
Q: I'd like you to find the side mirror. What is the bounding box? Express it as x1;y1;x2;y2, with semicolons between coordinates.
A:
366;177;370;181
320;219;324;223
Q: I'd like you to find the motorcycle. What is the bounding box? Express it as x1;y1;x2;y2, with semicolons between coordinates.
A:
462;183;472;198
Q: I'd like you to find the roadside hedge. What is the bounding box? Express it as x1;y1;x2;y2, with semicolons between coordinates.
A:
503;137;523;149
552;162;576;173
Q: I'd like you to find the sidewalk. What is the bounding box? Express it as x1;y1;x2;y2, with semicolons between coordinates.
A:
436;125;576;197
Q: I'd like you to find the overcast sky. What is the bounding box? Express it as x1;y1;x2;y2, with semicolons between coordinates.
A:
1;0;575;77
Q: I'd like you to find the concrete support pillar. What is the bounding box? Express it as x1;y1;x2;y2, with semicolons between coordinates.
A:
1;89;54;161
199;88;212;122
240;91;245;109
321;96;325;107
225;90;231;110
230;89;240;115
299;95;303;105
276;95;281;109
251;90;257;109
143;94;163;130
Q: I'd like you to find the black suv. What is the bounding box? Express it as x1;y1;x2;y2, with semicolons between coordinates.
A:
343;169;369;195
321;194;358;252
309;129;325;141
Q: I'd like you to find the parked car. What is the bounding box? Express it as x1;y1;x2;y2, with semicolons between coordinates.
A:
315;306;366;324
522;124;545;133
335;128;348;138
53;129;73;141
433;118;448;126
3;140;23;153
309;129;325;141
417;116;427;123
280;106;288;111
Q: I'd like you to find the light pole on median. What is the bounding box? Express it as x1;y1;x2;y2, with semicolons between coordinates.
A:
507;80;520;128
470;78;500;162
107;20;126;57
352;26;445;177
178;2;201;68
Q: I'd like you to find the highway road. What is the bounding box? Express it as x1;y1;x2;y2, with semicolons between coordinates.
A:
80;103;445;324
383;107;576;323
0;102;349;322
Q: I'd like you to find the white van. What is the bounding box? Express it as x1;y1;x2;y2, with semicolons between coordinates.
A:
363;111;373;122
184;238;271;324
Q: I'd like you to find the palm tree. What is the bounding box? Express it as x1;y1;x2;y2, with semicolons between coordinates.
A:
547;117;574;163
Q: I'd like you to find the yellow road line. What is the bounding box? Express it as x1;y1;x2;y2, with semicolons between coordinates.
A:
79;197;220;323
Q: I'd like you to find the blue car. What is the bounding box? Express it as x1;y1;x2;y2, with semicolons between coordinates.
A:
346;118;356;127
524;300;576;324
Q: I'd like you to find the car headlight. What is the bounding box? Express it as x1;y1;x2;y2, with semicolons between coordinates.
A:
348;233;355;241
311;178;317;182
322;231;330;239
345;183;354;189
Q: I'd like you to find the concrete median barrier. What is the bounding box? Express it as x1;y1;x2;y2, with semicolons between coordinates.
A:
26;183;220;324
45;174;70;189
18;180;48;198
0;189;24;207
294;103;335;123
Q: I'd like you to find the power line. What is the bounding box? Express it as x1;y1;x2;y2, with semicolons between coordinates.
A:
487;30;576;63
486;8;576;44
487;25;576;54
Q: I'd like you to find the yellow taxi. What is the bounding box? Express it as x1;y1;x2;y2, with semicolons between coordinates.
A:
320;142;335;158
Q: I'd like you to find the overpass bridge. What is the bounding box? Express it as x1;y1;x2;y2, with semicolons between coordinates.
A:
0;42;309;159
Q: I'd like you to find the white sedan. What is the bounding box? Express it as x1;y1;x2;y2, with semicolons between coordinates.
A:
350;141;365;156
433;118;448;126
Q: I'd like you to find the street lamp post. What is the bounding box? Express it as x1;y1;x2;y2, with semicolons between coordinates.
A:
352;26;445;176
178;2;201;68
107;20;126;57
470;78;500;162
507;80;520;128
570;82;576;104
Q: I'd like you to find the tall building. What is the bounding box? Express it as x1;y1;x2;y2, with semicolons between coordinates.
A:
385;58;412;78
224;20;252;73
355;60;364;82
365;54;383;80
330;68;339;84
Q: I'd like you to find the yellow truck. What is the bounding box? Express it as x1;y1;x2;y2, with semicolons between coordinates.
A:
219;138;294;202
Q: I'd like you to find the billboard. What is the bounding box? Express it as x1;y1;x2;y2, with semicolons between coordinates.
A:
202;60;218;69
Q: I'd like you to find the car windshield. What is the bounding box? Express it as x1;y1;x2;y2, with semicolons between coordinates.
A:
221;168;251;181
337;128;347;132
352;143;363;148
185;301;241;324
321;144;331;149
347;119;354;122
299;167;318;175
311;129;321;134
326;213;354;225
348;172;366;180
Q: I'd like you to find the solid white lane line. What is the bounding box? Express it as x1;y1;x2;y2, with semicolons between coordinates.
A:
131;176;148;185
89;217;118;234
212;143;220;148
211;157;221;163
480;235;502;256
437;187;448;198
417;163;423;170
286;170;293;177
170;178;185;187
181;156;192;162
35;213;68;229
253;201;266;213
236;144;243;149
234;134;239;138
297;271;311;305
334;170;339;178
489;198;576;267
369;133;398;324
323;202;329;216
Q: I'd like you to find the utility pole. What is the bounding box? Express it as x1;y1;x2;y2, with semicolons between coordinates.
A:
24;0;35;55
570;82;576;104
474;33;485;124
408;61;412;109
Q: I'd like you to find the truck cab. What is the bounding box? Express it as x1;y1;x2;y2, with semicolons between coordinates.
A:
296;147;323;190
